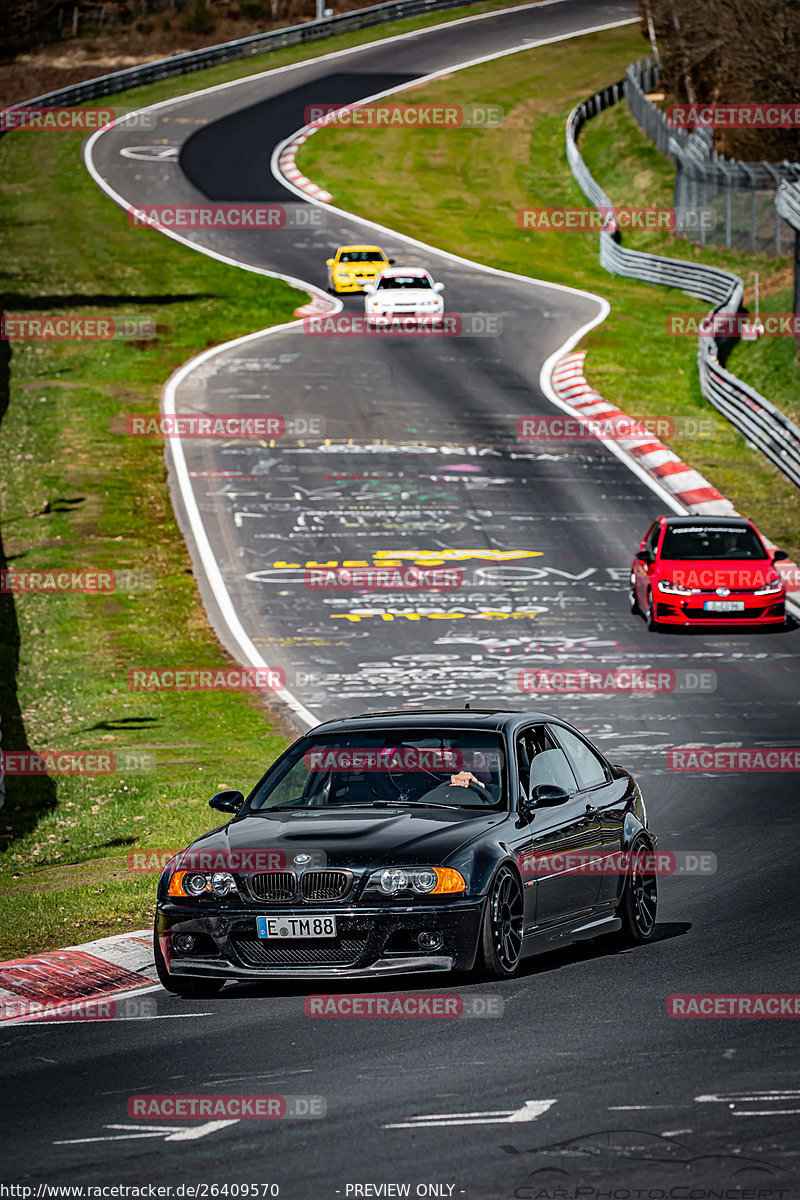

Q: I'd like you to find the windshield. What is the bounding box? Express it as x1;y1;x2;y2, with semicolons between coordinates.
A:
248;729;506;812
339;251;385;263
377;275;431;290
661;525;766;560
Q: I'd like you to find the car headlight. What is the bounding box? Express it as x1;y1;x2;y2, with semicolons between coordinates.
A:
365;866;466;896
168;870;236;898
754;577;784;596
657;579;694;595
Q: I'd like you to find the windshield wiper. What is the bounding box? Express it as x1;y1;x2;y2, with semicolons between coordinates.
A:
270;802;375;810
370;800;463;812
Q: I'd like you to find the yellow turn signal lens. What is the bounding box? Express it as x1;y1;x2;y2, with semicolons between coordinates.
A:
432;868;466;894
168;871;188;897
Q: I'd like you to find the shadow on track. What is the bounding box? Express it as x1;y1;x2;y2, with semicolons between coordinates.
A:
162;922;691;1003
0;322;58;848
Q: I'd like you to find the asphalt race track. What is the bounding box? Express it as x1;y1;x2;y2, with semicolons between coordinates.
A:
3;1;800;1195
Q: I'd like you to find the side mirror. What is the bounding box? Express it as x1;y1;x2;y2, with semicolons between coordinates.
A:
209;789;244;814
388;258;395;265
530;784;571;808
363;282;375;294
637;548;654;565
433;282;444;292
773;549;789;562
326;259;334;267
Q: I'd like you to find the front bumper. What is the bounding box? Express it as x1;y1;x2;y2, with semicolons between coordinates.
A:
366;310;444;322
156;898;483;980
653;595;785;626
332;276;376;293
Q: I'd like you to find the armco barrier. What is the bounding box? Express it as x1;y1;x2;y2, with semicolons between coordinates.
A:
0;0;484;134
565;80;800;492
775;180;800;339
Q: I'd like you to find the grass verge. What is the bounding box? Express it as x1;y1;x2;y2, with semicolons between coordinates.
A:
297;24;800;556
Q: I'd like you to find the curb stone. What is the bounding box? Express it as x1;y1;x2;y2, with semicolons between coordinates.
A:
0;929;155;1011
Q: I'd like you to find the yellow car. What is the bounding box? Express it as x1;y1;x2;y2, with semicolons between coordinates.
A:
326;245;393;294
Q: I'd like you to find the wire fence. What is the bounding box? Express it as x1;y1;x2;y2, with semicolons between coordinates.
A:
625;58;800;256
566;85;800;493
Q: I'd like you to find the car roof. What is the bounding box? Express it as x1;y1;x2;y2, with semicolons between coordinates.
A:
336;244;385;253
661;515;753;527
378;266;429;276
307;708;570;736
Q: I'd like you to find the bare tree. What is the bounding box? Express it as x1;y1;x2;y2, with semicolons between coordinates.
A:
640;0;800;161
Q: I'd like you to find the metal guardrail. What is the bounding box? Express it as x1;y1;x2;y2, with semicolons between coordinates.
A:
565;84;800;492
776;180;800;230
0;0;480;130
776;180;800;332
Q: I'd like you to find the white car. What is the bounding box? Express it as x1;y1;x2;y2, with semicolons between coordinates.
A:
364;267;445;324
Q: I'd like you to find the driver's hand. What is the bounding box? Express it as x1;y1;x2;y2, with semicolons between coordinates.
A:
450;771;480;788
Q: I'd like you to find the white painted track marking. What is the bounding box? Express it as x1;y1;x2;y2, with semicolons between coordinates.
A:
384;1098;556;1127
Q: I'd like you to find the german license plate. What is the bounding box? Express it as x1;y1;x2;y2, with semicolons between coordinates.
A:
256;916;337;939
704;600;745;612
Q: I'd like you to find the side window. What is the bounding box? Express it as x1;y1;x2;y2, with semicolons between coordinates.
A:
552;727;609;790
254;757;325;810
645;521;662;556
517;726;578;799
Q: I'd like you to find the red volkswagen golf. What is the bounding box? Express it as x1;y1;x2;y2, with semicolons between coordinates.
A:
630;515;788;630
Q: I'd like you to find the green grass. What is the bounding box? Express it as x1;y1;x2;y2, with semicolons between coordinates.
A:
298;24;800;557
725;285;800;432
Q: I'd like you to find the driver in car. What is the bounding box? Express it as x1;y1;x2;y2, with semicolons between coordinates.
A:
450;771;483;787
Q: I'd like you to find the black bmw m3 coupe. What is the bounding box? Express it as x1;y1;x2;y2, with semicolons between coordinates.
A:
154;709;658;995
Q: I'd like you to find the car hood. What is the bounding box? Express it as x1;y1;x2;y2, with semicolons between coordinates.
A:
659;557;779;589
187;807;505;870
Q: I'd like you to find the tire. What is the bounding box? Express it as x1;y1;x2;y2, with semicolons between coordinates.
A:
616;840;658;945
628;574;639;615
480;865;524;979
153;924;225;998
644;589;660;632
